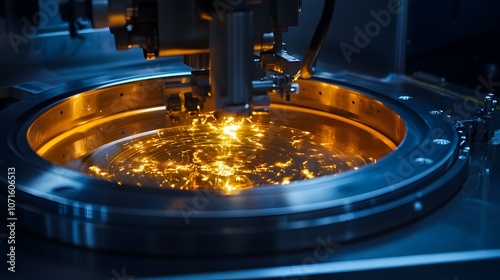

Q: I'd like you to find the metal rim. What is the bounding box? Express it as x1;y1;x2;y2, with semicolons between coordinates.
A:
0;69;469;255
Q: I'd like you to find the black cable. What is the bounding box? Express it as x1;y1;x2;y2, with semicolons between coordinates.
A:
300;0;336;79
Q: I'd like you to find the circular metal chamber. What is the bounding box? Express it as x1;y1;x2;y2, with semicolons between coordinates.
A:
28;86;397;193
0;71;469;256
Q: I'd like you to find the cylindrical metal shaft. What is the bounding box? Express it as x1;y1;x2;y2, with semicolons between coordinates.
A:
209;11;254;116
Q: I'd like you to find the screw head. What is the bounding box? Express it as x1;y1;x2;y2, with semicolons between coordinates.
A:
413;201;423;212
398;96;413;101
433;139;451;145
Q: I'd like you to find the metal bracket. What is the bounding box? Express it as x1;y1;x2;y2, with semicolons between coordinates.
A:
455;93;497;143
163;69;299;119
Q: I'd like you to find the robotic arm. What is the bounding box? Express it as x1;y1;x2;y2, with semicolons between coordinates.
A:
59;0;301;118
59;0;331;119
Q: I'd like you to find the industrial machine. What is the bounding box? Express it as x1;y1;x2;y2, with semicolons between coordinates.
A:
59;0;307;118
0;0;499;279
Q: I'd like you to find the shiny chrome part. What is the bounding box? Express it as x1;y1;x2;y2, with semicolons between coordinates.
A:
59;0;302;116
255;32;275;51
209;11;254;117
456;93;497;142
261;50;302;78
1;72;468;256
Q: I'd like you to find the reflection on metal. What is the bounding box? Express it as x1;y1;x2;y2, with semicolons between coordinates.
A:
66;106;392;193
2;73;468;255
27;77;401;192
456;93;497;143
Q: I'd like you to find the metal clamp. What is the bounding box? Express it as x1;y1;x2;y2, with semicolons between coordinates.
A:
456;93;497;143
164;70;299;119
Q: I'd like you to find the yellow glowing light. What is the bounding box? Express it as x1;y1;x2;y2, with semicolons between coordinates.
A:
222;124;241;140
301;168;315;179
89;166;101;173
78;107;387;193
214;161;235;176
